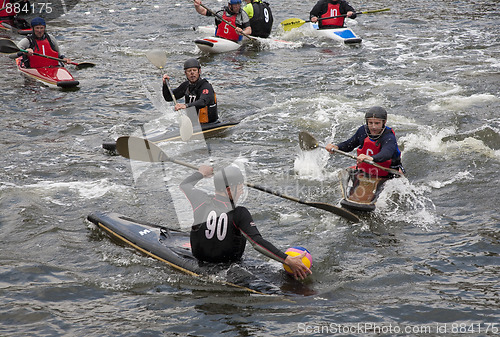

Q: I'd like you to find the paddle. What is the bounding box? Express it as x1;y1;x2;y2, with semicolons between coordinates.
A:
0;38;95;69
194;0;256;41
116;136;360;222
281;8;391;32
145;49;193;141
299;131;404;177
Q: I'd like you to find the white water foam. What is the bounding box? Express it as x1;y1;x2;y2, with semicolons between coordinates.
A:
1;179;129;200
374;178;437;229
428;93;499;112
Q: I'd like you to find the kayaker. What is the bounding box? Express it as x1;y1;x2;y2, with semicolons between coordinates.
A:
162;58;218;124
309;0;357;29
243;0;273;38
16;17;71;68
325;106;404;178
180;164;312;280
194;0;251;42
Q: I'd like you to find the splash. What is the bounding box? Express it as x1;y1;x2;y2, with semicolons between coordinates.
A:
374;178;438;229
293;149;329;181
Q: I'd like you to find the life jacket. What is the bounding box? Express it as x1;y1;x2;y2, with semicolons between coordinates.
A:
356;128;395;177
248;1;273;38
27;34;60;68
215;11;240;41
319;2;345;28
185;79;218;124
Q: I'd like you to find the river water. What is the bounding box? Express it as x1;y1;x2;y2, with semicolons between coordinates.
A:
1;0;499;336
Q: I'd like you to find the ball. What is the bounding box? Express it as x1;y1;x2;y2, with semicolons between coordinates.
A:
283;246;312;275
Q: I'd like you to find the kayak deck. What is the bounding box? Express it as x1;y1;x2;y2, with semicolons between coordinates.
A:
102;119;239;152
339;168;387;212
16;57;79;88
309;23;362;44
195;36;242;54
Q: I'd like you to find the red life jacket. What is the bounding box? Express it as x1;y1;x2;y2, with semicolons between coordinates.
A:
320;3;345;28
215;12;240;41
29;38;60;68
356;130;394;177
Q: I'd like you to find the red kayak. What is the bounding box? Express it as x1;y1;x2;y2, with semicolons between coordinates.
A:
0;19;31;35
16;56;79;88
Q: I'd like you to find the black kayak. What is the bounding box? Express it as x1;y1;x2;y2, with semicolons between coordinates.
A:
86;211;313;295
102;120;239;152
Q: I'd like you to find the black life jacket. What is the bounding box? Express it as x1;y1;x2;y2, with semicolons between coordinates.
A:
249;1;273;38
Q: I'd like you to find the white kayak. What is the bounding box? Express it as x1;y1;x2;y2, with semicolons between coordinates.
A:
194;26;301;53
194;36;242;54
309;22;362;44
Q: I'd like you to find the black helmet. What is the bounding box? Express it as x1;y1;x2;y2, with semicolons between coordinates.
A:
214;166;245;192
365;106;387;120
184;58;201;70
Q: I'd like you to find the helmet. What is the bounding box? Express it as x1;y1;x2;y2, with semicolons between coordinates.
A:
31;17;46;27
365;106;387;121
183;58;201;70
214;166;245;192
229;0;242;4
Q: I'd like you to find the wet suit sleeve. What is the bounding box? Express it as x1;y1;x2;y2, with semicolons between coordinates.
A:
163;80;188;102
340;0;357;19
179;171;209;211
371;130;398;162
337;125;365;152
310;0;327;19
235;207;288;262
185;80;215;110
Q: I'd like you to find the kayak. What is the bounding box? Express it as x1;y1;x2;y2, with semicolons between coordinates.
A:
338;168;387;212
194;26;300;53
102;119;239;152
195;36;242;54
87;211;288;295
0;19;31;35
309;22;362;44
16;56;79;88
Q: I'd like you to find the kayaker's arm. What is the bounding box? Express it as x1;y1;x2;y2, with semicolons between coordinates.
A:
237;211;311;279
193;0;208;16
163;80;188;103
335;126;365;153
370;132;397;163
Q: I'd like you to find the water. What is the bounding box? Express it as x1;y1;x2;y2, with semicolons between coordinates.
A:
1;0;499;335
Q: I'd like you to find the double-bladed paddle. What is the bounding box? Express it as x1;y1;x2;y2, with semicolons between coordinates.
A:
0;37;95;69
299;131;404;177
281;8;390;32
116;136;360;222
145;49;193;141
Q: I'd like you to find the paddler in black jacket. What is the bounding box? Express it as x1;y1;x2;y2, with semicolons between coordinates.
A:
162;58;218;124
310;0;357;29
180;164;312;280
243;0;273;38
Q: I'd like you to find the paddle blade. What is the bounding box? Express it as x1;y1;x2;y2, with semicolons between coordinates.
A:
304;201;360;222
116;136;165;163
0;38;21;54
145;49;167;70
298;131;320;151
280;18;306;31
179;114;194;141
74;62;95;70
